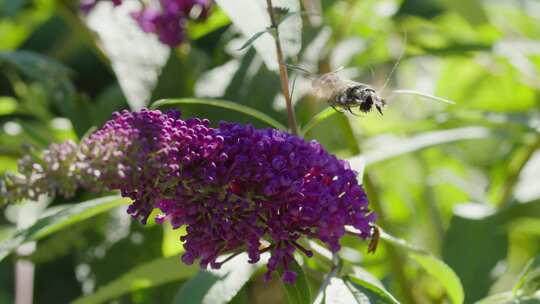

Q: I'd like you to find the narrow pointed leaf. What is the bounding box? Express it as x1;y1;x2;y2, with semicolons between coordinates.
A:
302;107;338;135
151;98;287;130
237;29;271;51
346;274;400;304
73;255;198;304
0;195;129;261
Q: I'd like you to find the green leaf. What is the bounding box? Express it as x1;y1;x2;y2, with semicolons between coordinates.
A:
151;98;287;130
347;275;400;304
162;224;185;257
302;107;338;136
443;200;540;303
476;291;540;304
73;255;199;304
436;58;536;112
443;211;505;303
188;8;231;40
316;277;361;304
237;29;271;51
514;254;540;297
348;127;491;168
442;0;489;25
409;254;464;304
279;260;312;304
172;253;263;304
0;51;92;136
379;229;465;304
0;195;129;261
173;271;221;304
0;96;18;116
0;51;71;80
314;273;398;304
0;226;15;243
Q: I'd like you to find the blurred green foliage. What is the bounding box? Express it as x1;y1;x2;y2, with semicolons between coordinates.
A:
1;0;540;303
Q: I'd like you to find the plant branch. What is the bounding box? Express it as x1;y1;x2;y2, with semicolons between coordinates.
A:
265;0;299;135
497;134;540;208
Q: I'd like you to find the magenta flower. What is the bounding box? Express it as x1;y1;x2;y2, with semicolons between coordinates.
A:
80;0;122;13
0;109;375;284
82;0;213;47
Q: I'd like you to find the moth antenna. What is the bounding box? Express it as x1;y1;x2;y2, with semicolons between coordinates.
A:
391;90;456;104
334;66;345;73
368;65;375;81
380;32;408;94
290;72;299;102
283;63;315;79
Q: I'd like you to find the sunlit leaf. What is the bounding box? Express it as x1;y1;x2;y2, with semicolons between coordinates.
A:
85;1;170;110
0;195;129;261
214;0;301;70
151;98;287;130
437;58;536;112
314;272;398;304
476;291;540;304
347;274;400;304
73;255;198;304
514;254;540;297
173;253;265;304
0;226;15;243
348;127;491;170
316;277;361;304
188;8;231;40
0;96;17;115
162;224;185;257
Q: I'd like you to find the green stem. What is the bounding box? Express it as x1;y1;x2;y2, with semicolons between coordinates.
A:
497;134;540;208
265;0;299;135
57;3;113;69
364;174;417;304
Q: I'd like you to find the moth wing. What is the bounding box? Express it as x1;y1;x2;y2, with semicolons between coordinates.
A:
311;72;350;100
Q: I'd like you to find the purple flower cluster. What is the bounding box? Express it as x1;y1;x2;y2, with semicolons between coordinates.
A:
133;0;213;46
81;0;213;47
0;109;375;284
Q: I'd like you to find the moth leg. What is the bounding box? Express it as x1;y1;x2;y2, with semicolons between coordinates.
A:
375;104;384;116
348;107;361;117
331;105;344;113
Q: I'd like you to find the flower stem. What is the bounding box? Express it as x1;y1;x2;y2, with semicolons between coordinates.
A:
265;0;299;135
